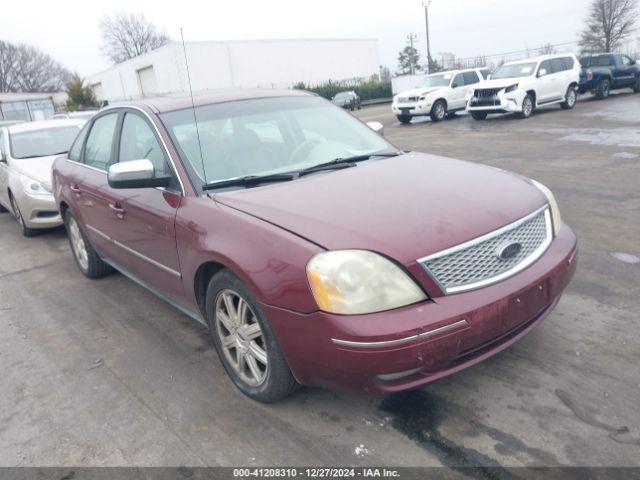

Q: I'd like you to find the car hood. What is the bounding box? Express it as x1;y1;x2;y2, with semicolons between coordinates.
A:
10;155;58;185
474;78;524;90
214;153;547;264
398;87;446;98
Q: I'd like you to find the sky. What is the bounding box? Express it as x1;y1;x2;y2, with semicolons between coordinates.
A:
1;0;605;76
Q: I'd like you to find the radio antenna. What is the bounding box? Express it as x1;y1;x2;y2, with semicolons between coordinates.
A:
180;28;207;185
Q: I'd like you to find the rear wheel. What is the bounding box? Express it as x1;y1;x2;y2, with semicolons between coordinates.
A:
64;210;113;279
430;100;447;122
396;115;412;124
561;86;577;109
632;76;640;93
517;95;534;119
595;79;611;99
10;194;36;237
470;112;488;120
206;269;299;403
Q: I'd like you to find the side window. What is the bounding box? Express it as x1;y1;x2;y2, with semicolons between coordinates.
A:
550;58;565;74
68;124;90;161
539;60;552;76
463;71;480;85
0;131;4;158
452;73;465;87
83;114;118;170
561;57;575;70
621;55;632;66
119;113;167;174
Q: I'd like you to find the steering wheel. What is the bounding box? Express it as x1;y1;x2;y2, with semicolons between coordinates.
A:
289;139;321;165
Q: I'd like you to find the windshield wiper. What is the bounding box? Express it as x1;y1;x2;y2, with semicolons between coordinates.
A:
298;151;402;177
203;173;295;191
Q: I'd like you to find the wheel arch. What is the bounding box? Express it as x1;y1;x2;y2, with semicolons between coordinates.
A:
526;90;537;106
193;260;228;319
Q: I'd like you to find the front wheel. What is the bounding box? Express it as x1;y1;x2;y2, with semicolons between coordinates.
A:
430;100;447;122
64;210;113;279
10;194;36;237
206;269;299;403
396;115;412;124
517;95;534;119
470;112;488;120
561;86;577;109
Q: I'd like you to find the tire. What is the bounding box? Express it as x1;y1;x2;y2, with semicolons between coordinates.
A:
517;94;534;119
396;115;412;124
9;194;37;237
595;79;611;99
64;210;113;279
471;112;488;121
633;76;640;93
430;100;447;122
0;201;7;213
205;269;299;403
561;86;577;110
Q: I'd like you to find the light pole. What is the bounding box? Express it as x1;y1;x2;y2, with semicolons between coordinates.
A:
422;0;432;74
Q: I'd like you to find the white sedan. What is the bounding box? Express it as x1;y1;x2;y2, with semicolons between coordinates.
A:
0;119;85;236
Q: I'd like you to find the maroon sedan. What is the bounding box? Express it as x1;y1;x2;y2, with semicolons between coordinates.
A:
52;90;577;402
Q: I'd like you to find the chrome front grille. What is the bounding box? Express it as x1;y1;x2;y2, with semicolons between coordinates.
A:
418;206;553;294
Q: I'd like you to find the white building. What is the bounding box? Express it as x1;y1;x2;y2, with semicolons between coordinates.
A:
87;39;380;102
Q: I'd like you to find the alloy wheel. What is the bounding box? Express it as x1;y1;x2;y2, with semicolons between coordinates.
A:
523;98;533;117
10;196;25;231
567;89;576;107
215;289;268;386
435;103;445;120
68;216;89;271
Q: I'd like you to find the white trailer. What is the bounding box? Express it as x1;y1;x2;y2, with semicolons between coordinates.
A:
87;39;380;102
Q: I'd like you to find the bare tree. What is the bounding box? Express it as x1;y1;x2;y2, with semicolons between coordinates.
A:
538;43;557;55
579;0;639;52
0;40;70;93
100;13;171;64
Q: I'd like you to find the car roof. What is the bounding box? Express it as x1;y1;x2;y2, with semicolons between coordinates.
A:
106;89;315;114
7;119;85;134
504;54;574;66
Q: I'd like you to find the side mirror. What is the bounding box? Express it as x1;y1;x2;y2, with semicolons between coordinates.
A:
451;83;459;89
366;121;384;136
538;68;548;77
107;159;170;189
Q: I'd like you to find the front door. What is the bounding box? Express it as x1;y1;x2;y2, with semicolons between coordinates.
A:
106;110;184;300
450;73;468;110
536;60;557;103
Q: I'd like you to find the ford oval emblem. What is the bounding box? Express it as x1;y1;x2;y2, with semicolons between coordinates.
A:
496;241;522;260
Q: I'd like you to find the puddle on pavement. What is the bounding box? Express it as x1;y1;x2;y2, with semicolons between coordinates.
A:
612;152;639;160
611;252;640;264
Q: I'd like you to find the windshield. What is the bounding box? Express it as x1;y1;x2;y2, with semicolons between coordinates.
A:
9;126;81;159
491;63;537;79
416;73;453;88
160;96;393;186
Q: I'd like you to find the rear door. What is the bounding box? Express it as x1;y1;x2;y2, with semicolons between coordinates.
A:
107;110;184;299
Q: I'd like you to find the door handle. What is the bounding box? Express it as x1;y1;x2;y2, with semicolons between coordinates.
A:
70;184;82;194
109;202;126;219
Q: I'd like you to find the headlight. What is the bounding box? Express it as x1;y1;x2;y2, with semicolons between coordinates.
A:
306;250;427;315
20;175;52;196
504;84;519;94
531;180;562;235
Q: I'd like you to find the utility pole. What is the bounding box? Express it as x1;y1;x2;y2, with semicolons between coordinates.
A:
422;0;432;74
407;33;418;75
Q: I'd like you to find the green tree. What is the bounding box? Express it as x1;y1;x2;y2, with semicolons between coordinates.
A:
65;73;98;111
398;46;422;75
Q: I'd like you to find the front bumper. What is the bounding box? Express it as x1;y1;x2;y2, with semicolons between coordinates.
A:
467;90;524;114
264;225;577;395
14;190;62;229
392;102;432;116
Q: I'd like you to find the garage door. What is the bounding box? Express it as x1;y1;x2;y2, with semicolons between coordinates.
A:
137;66;157;97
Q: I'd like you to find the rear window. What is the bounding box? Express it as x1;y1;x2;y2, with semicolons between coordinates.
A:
581;55;613;67
9;126;81;159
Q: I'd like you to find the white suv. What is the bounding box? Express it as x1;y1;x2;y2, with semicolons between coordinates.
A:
467;54;580;120
392;68;491;124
